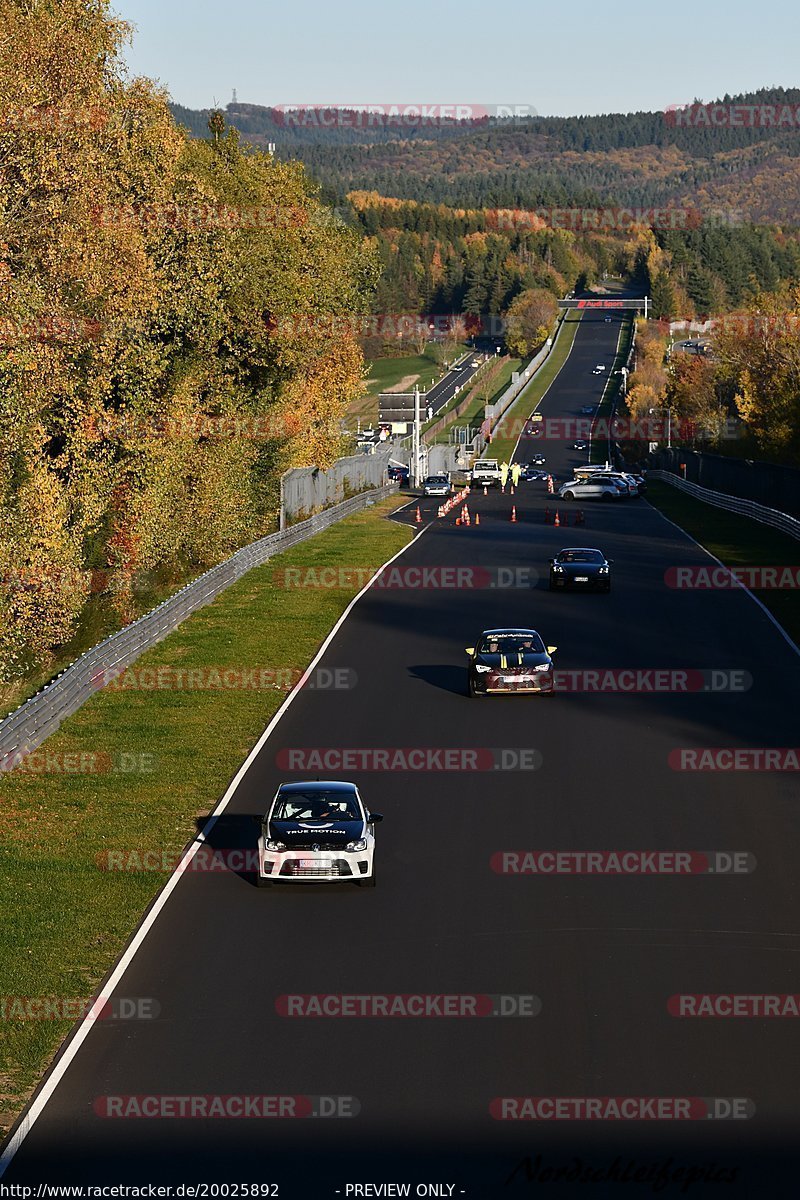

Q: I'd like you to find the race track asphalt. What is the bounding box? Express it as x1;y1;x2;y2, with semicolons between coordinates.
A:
4;312;799;1197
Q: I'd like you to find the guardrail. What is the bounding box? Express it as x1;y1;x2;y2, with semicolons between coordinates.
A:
648;471;800;542
486;313;568;443
0;483;399;769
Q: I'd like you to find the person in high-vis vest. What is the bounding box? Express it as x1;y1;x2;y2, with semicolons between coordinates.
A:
499;461;510;490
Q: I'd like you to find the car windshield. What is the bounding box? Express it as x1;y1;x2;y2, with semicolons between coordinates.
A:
271;791;361;822
427;477;448;485
558;550;604;564
478;633;545;655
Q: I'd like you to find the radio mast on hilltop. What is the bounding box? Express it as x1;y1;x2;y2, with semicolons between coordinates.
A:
232;89;238;105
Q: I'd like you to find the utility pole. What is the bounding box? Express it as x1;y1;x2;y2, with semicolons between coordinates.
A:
412;387;421;486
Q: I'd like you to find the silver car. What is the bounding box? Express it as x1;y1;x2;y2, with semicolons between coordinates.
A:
558;476;624;502
422;475;451;497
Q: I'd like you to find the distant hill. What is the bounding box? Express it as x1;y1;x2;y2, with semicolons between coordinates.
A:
170;89;800;223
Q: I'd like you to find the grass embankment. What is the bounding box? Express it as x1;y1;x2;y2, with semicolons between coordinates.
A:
348;346;469;424
590;315;634;464
488;312;581;463
0;494;411;1136
647;479;800;645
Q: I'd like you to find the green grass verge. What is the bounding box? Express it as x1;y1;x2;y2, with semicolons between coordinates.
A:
488;313;581;463
647;479;800;645
365;346;467;397
0;494;411;1136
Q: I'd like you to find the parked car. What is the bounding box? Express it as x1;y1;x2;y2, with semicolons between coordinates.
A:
572;440;588;451
574;467;638;496
470;459;502;487
387;464;410;486
558;476;624;502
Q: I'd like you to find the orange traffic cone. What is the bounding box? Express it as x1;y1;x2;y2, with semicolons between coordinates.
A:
463;505;470;526
554;509;560;527
510;506;517;523
511;486;515;495
547;475;554;495
483;486;488;497
415;506;422;524
474;512;480;526
455;516;461;526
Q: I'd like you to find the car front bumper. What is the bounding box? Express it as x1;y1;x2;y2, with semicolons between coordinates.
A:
551;574;610;590
259;847;374;882
473;672;554;694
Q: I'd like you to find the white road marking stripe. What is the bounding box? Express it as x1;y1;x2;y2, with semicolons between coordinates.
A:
0;523;423;1176
649;505;800;659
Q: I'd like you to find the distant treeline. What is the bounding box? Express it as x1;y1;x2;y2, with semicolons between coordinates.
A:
169;89;800;221
344;194;800;321
170;88;800;154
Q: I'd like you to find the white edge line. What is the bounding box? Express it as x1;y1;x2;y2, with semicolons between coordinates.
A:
509;311;583;464
648;501;800;660
0;519;425;1177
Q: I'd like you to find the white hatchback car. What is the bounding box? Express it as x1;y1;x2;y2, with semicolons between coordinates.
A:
257;781;382;887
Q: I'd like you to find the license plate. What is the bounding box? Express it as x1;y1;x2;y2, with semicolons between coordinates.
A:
575;576;589;582
299;858;332;869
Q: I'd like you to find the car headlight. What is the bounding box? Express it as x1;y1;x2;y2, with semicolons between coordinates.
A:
265;839;286;852
599;565;609;574
475;664;491;673
346;839;368;852
534;663;551;673
552;564;564;573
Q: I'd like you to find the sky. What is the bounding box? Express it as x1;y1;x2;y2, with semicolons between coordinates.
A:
116;0;798;117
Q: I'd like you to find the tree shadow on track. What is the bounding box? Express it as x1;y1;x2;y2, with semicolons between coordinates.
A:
407;663;467;696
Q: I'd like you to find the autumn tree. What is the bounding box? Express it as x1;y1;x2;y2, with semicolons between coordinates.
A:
503;289;558;357
0;0;378;679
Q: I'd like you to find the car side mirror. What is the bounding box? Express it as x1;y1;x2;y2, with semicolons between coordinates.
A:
465;647;475;656
368;813;384;823
547;645;557;654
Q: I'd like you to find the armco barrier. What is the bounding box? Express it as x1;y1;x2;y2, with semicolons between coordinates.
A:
0;484;398;768
649;471;800;542
487;314;567;442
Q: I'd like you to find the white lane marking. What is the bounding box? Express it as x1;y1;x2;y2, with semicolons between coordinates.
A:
648;503;800;659
0;523;424;1176
510;314;583;465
